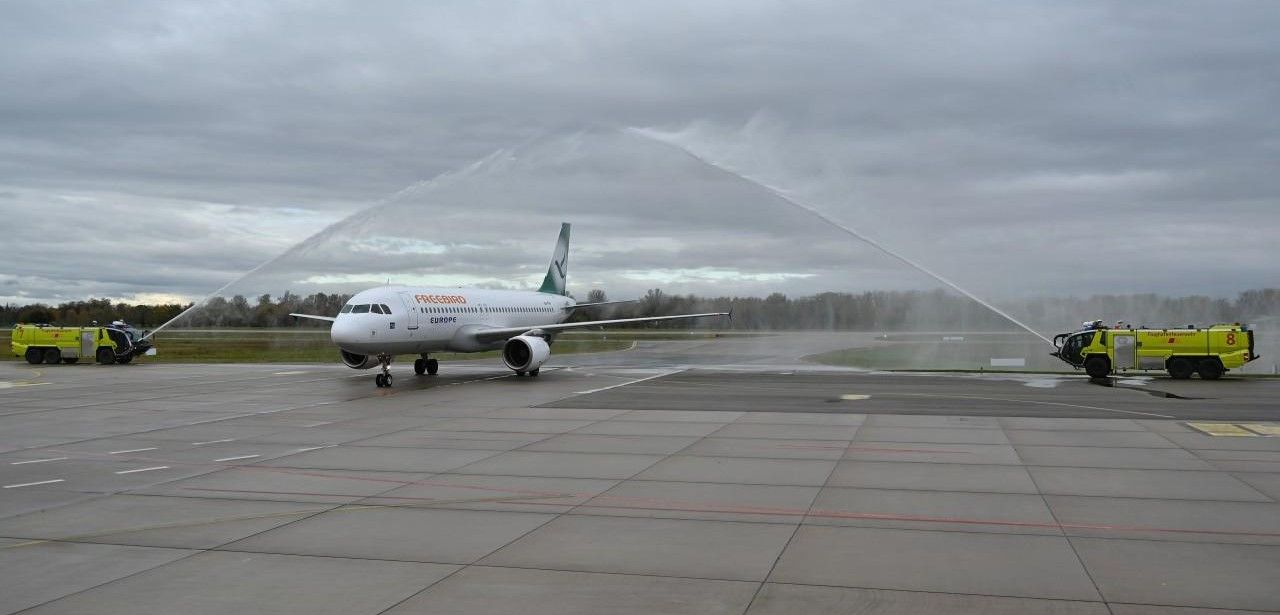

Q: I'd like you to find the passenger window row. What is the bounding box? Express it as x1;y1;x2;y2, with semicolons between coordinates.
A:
340;303;558;315
416;306;556;314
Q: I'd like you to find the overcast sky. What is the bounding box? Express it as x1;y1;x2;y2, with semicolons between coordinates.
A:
2;0;1277;306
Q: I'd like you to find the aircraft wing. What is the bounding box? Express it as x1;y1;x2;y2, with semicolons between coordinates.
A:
289;313;337;323
472;312;729;344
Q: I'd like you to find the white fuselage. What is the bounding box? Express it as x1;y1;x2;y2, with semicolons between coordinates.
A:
330;286;575;356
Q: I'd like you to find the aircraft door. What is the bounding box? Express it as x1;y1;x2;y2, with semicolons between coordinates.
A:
1113;335;1136;370
397;293;419;333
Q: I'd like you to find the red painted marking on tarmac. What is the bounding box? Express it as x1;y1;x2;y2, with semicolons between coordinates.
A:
39;447;1274;539
188;486;579;502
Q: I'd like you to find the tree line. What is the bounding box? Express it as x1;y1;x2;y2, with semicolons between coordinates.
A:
3;288;1276;332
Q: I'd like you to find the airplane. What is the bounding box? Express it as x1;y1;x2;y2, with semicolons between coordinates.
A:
290;223;729;387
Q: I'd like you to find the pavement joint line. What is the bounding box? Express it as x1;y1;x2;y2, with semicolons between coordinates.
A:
109;447;158;454
744;417;855;614
0;505;354;550
115;466;170;474
213;454;261;462
3;479;65;488
1026;460;1109;603
10;457;68;465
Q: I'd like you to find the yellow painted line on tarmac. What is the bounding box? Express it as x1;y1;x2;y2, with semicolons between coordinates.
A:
0;382;52;389
0;368;49;389
840;394;871;401
1185;422;1258;437
1241;424;1280;436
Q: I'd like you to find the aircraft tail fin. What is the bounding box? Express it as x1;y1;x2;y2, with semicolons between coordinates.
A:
538;223;571;295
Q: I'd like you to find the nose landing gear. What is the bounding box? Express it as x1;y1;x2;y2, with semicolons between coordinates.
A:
374;354;394;388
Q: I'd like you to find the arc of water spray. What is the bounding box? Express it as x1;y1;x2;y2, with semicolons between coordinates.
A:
142;150;512;340
630;128;1053;345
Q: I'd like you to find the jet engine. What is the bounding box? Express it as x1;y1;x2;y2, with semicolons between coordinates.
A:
340;349;378;369
502;335;551;373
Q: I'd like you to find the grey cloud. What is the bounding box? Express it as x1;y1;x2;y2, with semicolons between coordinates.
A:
1;1;1277;305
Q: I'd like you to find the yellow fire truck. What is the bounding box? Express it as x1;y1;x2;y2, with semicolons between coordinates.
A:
10;321;154;365
1052;321;1257;379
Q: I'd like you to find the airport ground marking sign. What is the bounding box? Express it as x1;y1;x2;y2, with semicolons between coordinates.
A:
1184;422;1277;437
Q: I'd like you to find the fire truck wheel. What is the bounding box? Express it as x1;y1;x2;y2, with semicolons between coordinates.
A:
117;355;133;364
1167;357;1194;380
96;348;116;365
25;348;43;364
1196;360;1223;380
42;348;61;365
1083;356;1110;378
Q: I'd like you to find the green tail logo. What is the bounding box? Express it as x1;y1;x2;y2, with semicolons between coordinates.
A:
538;223;571;295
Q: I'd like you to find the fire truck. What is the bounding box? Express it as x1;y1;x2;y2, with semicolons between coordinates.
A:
1052;320;1257;379
10;321;155;365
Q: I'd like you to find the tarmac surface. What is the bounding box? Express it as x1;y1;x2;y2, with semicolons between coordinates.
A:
1;333;1278;614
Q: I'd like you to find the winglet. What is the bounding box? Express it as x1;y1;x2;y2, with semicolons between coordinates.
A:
538;223;571;295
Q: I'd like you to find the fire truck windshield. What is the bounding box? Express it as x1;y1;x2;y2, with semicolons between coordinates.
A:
1058;331;1095;366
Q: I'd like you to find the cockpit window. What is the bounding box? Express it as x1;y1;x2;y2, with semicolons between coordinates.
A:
352;304;370;314
380;304;392;314
371;304;384;314
340;305;353;313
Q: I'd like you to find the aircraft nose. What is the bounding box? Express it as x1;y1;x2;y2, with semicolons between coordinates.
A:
330;317;359;348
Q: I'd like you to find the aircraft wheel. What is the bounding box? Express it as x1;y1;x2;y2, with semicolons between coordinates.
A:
375;373;386;387
384;373;393;387
25;348;43;364
515;371;526;377
1197;359;1223;380
414;359;426;375
529;368;540;377
427;359;438;375
1167;357;1194;380
43;348;61;365
1083;356;1110;379
96;348;116;365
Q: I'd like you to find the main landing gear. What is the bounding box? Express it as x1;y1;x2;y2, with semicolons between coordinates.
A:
413;354;439;376
374;354;394;388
